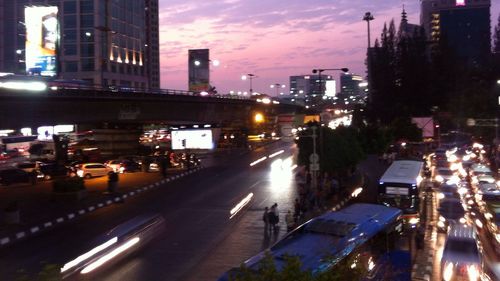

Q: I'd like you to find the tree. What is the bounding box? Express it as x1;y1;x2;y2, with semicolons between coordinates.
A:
229;251;366;281
296;122;364;176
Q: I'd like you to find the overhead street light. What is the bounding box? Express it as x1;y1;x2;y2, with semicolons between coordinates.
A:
363;12;375;48
270;83;286;96
242;73;257;94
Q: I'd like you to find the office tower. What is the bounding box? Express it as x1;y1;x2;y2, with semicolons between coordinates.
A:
289;74;335;107
0;0;160;89
420;0;491;64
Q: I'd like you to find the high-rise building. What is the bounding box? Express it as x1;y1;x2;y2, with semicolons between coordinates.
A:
288;74;335;107
339;73;367;105
420;0;491;64
0;0;160;89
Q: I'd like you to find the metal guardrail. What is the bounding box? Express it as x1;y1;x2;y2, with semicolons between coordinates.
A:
0;80;252;101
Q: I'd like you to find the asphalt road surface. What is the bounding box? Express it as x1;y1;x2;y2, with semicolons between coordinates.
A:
0;141;298;281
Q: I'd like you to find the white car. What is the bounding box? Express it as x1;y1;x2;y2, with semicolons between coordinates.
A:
76;163;113;179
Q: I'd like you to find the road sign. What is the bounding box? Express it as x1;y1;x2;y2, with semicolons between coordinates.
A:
309;153;319;163
310;164;320;171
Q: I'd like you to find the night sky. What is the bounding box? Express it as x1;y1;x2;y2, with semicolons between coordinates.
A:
158;0;500;95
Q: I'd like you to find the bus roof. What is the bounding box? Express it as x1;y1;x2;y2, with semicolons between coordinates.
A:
242;204;402;275
379;160;423;185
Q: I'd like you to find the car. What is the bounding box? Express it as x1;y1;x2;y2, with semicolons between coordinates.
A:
38;163;70;180
434;168;457;184
76;163;113;179
475;175;496;184
437;183;461;201
0;168;35;186
105;159;141;173
15;161;41;173
437;198;466;232
441;224;482;281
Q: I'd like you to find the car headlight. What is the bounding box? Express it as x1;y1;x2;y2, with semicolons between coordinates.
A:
408;217;420;225
459;217;466;224
77;170;84;177
438;221;445;228
437;193;445;200
439;215;446;222
119;166;125;173
435;175;444;182
443;262;454;281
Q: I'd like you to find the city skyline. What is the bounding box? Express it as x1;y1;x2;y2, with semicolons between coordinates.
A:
159;0;500;95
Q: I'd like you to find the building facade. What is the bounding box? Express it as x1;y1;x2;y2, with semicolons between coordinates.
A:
0;0;160;89
420;0;491;64
289;74;334;107
339;73;367;105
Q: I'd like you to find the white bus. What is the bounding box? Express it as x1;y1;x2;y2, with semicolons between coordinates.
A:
378;160;424;228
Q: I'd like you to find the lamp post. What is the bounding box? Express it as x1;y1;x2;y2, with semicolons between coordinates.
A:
270;83;286;96
242;73;257;94
312;68;349;99
363;12;374;48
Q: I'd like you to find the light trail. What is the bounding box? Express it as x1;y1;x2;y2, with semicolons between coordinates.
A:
229;193;254;219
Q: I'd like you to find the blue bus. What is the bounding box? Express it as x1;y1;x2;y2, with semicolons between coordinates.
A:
219;203;409;280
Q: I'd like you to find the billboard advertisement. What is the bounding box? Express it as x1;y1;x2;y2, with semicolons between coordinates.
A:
25;6;59;76
324;80;336;97
171;129;214;150
412;117;434;138
188;49;210;92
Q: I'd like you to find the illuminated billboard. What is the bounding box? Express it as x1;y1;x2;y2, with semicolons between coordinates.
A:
324;80;336;97
188;49;210;92
25;6;59;76
171;130;214;150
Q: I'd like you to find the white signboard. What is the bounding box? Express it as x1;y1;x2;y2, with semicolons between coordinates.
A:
171;129;214;150
386;187;409;196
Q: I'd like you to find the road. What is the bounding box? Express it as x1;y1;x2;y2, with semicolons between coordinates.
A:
0;141;298;281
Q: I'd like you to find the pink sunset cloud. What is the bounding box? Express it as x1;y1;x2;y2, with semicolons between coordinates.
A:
158;0;500;95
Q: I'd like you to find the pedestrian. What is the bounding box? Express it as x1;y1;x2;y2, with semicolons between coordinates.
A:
269;203;279;232
262;207;270;233
285;210;294;232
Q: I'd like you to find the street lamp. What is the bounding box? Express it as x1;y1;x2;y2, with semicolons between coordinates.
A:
311;68;349;97
270;83;286;96
241;73;257;94
363;12;374;48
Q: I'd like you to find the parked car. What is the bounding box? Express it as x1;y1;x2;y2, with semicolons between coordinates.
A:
441;224;482;281
15;161;41;173
76;163;113;179
38;163;70;180
0;168;35;186
105;160;141;173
